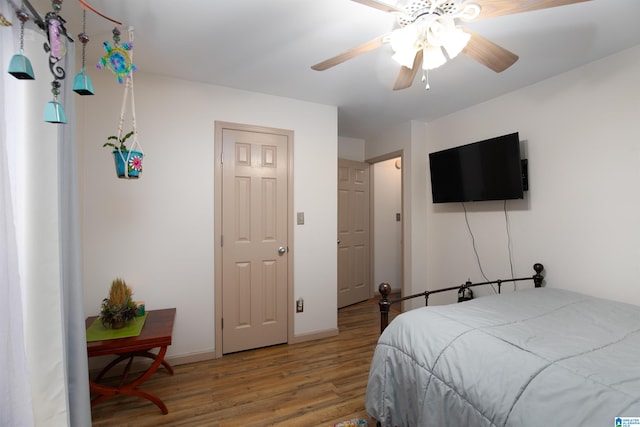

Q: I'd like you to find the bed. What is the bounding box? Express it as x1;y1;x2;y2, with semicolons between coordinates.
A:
365;264;640;426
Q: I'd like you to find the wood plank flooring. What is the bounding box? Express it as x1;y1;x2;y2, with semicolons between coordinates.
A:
90;298;396;426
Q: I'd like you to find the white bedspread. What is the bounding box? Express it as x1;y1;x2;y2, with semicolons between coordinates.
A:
366;288;640;426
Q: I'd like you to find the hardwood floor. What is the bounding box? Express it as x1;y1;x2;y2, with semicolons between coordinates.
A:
90;298;396;426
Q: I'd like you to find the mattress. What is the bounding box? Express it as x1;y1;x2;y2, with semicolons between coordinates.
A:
365;288;640;426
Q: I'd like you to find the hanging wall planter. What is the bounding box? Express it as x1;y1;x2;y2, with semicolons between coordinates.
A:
100;27;144;180
112;149;143;179
104;130;143;179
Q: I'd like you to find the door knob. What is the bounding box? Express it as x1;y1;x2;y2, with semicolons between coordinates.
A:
278;246;286;255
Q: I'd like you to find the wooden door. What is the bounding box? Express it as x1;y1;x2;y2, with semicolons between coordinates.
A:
337;159;371;308
221;127;289;354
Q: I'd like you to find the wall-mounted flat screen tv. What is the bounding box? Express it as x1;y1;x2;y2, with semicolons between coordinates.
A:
429;132;526;203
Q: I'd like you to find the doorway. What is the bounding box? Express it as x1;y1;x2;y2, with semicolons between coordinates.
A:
214;122;294;356
337;153;404;309
372;157;403;296
337;159;371;308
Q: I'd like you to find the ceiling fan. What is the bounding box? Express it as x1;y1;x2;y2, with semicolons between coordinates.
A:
311;0;591;90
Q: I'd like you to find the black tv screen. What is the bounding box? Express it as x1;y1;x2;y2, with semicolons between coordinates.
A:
429;132;525;203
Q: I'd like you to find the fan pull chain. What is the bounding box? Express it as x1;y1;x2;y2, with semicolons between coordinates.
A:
421;69;430;90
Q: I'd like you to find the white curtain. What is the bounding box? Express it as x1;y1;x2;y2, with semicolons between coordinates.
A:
0;3;91;425
0;3;35;425
58;38;92;427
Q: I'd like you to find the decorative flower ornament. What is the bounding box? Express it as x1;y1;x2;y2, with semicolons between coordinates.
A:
128;154;143;173
97;27;136;83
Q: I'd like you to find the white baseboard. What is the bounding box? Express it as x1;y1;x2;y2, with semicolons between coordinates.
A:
167;350;219;366
289;327;338;344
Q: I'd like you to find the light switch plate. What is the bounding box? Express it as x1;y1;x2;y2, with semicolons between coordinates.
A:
297;212;304;225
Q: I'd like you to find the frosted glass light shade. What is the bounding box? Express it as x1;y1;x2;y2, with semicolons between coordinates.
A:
390;25;421;69
422;46;447;70
443;28;471;59
392;48;420;69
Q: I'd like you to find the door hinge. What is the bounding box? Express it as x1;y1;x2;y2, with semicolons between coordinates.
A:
221;318;223;329
221;235;223;247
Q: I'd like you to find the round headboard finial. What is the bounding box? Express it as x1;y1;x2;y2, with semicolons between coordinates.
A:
379;282;392;298
533;263;544;287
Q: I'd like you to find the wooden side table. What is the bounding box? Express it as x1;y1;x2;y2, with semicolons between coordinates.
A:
86;308;176;414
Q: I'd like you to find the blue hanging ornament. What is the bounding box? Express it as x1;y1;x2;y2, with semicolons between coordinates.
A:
97;27;136;83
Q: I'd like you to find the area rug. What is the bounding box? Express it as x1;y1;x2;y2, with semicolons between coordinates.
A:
332;419;368;427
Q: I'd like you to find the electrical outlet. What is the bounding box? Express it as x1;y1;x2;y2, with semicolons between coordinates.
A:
296;298;304;313
297;212;304;225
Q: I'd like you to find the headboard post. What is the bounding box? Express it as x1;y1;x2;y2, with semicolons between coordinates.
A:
533;263;544;287
378;283;392;333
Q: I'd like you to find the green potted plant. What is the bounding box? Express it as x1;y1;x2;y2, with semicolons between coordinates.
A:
99;278;137;329
103;131;143;179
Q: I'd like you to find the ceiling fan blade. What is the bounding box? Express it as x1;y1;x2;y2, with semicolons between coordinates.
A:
473;0;592;21
393;50;422;90
462;29;519;73
311;35;388;71
350;0;403;13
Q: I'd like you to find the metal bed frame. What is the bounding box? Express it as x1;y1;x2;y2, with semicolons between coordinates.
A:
377;263;545;333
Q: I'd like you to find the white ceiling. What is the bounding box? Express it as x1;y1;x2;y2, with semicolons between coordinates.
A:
25;0;640;139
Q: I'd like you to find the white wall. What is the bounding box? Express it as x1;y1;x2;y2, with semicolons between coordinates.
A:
376;45;640;307
338;136;365;161
373;158;402;292
78;71;338;361
366;121;430;304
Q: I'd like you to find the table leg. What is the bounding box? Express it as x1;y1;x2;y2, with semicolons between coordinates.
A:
90;382;169;415
95;350;173;383
90;345;172;414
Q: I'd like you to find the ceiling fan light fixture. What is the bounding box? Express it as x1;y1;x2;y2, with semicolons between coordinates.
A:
422;45;446;70
425;15;454;47
390;25;422;68
311;0;585;90
442;27;470;59
390;9;473;71
392;49;420;69
459;2;481;21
